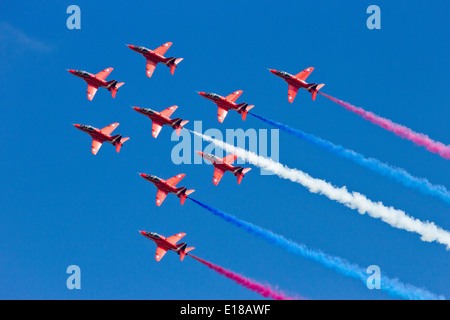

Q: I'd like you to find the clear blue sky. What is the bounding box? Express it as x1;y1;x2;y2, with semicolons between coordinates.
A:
0;1;448;299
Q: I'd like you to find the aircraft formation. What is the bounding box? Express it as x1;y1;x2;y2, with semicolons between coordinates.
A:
69;42;324;262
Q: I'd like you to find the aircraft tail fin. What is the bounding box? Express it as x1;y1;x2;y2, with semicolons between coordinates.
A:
309;83;325;101
179;189;195;205
236;167;252;184
110;82;125;98
240;105;255;121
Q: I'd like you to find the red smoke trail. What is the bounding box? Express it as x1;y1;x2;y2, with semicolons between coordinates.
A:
320;92;450;160
188;254;301;300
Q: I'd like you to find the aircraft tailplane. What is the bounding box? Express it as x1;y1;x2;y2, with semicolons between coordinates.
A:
179;189;195;205
176;120;189;136
110;82;125;98
310;83;325;101
179;246;195;261
236;168;252;184
115;137;130;153
169;58;183;75
240;105;255;121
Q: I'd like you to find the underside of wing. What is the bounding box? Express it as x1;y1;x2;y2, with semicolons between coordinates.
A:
166;233;186;245
223;153;238;165
160;105;178;118
87;84;99;101
155;246;168;261
213;167;225;185
225;90;243;103
295;67;314;81
156;189;169;206
153;42;173;56
91;138;103;155
217;105;229;123
166;173;186;186
100;123;119;135
288;85;299;103
151;121;163;138
95;67;114;80
146;59;158;78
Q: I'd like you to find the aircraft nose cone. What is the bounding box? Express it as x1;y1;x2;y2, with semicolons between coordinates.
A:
268;69;277;74
127;44;134;49
73;124;81;128
138;230;146;236
197;91;205;96
68;69;75;74
139;173;147;178
196;151;203;157
132;106;140;111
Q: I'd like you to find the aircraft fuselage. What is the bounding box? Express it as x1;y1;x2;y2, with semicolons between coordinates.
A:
140;174;186;196
270;70;313;91
199;152;242;175
134;107;172;125
73;124;118;144
141;232;179;252
128;45;167;63
69;70;112;88
198;92;246;111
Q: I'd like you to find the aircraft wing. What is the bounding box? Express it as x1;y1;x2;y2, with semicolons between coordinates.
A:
155;246;168;261
223;153;238;165
213;167;225;185
151;121;163;138
91;138;103;155
225;90;243;103
100;123;119;135
160;105;178;118
153;42;173;56
146;59;158;78
166;233;186;245
87;84;99;101
288;84;299;103
217;105;229;123
295;67;314;81
166;173;186;186
156;189;168;206
95;67;114;80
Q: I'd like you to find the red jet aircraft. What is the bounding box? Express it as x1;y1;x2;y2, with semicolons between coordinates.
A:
269;67;325;102
139;231;195;262
132;105;189;138
127;42;183;78
73;123;130;155
68;68;125;101
139;173;195;206
197;151;252;185
197;90;254;123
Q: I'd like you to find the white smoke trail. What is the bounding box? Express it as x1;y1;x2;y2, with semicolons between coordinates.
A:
190;130;450;249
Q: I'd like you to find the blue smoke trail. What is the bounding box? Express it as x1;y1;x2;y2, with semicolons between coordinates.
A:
249;112;450;205
188;197;443;300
